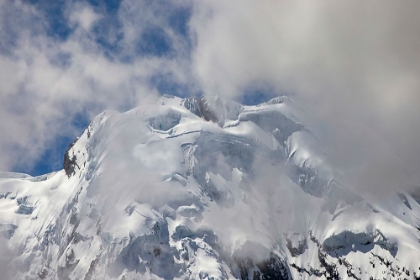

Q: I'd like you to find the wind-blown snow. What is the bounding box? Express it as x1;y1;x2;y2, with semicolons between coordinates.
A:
0;95;419;279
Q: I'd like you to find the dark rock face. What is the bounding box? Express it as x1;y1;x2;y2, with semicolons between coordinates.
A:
15;195;35;215
16;204;34;215
182;97;202;117
322;230;398;256
290;231;406;279
112;220;180;280
235;255;291;280
198;96;220;124
183;96;220;125
63;139;78;178
286;236;307;257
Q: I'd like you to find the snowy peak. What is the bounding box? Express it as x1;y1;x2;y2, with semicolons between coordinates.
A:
1;95;420;280
181;95;243;127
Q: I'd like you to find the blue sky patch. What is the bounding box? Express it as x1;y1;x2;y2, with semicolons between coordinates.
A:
151;74;196;98
169;6;192;37
87;0;122;15
25;0;72;40
7;0;223;176
136;26;173;57
92;16;125;60
26;110;91;176
238;87;278;105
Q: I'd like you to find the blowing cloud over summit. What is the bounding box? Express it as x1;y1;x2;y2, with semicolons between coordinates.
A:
0;1;419;179
0;1;420;279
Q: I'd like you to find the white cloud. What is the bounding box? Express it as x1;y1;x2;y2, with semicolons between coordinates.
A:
0;0;193;172
69;6;101;31
0;0;419;196
188;0;420;195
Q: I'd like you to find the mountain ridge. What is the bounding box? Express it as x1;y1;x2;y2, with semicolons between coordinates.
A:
1;94;419;279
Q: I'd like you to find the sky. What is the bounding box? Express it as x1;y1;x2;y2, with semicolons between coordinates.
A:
0;0;420;195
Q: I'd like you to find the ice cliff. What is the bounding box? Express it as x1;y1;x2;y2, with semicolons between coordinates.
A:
1;95;420;279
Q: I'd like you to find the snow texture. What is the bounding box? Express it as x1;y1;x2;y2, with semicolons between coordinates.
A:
1;95;420;280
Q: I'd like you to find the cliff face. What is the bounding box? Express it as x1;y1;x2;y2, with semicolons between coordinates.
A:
63;139;79;178
1;95;420;280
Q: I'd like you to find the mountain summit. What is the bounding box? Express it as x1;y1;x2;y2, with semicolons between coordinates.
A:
1;95;419;279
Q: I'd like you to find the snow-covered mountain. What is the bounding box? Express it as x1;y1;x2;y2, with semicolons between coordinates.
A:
1;95;420;279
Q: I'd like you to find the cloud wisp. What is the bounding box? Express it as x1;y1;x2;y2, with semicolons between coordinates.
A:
190;0;420;197
0;0;419;197
0;0;195;173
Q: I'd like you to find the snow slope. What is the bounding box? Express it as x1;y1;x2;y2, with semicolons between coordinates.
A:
1;94;419;279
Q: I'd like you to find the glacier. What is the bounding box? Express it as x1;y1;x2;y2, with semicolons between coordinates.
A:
0;94;420;279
